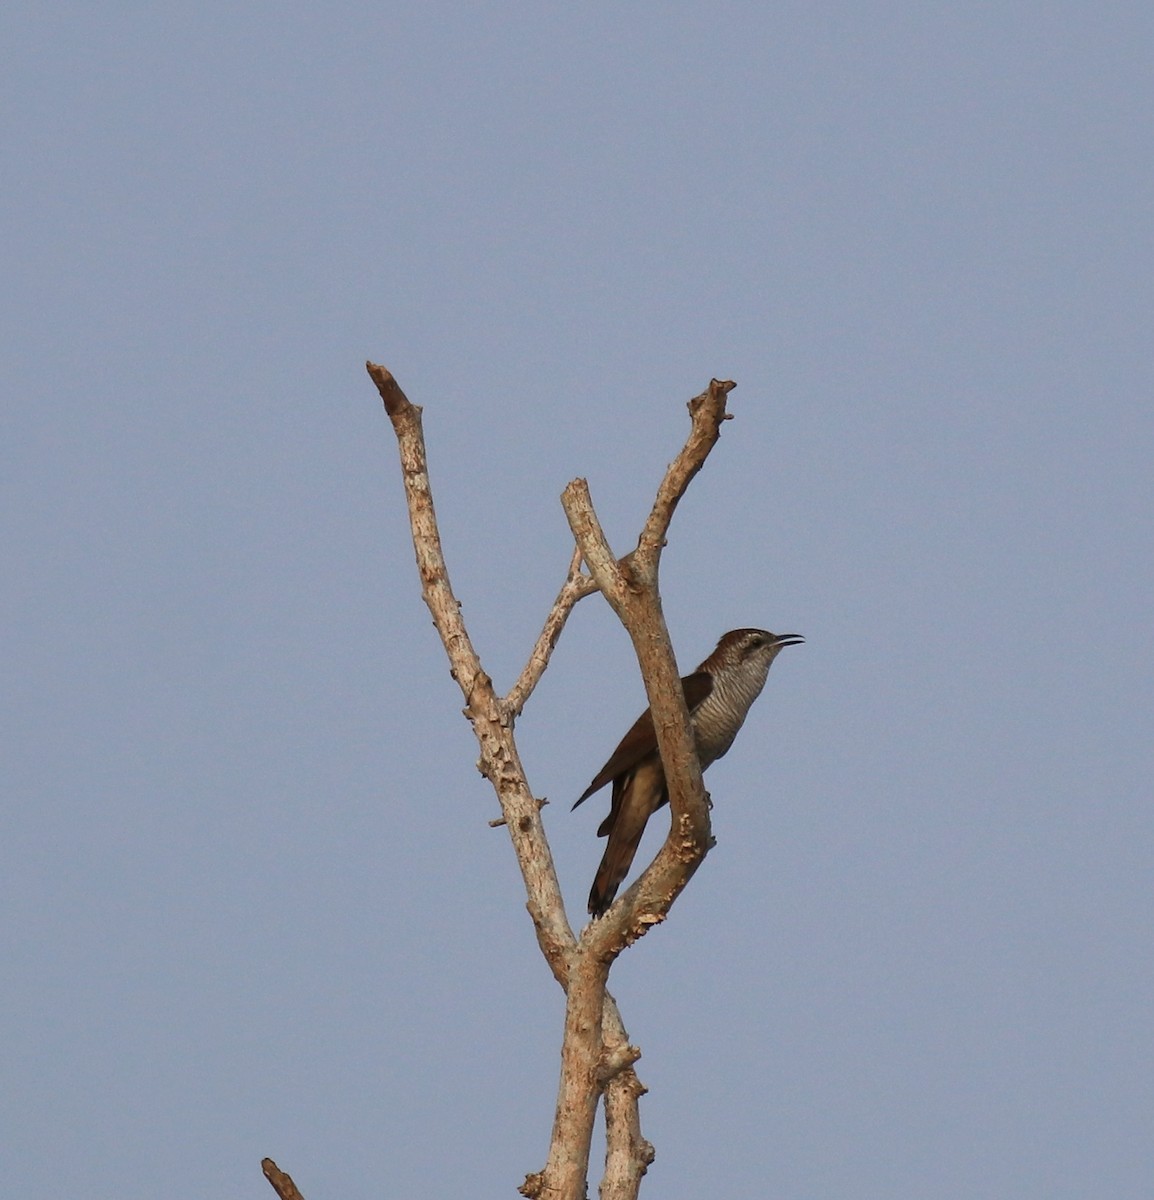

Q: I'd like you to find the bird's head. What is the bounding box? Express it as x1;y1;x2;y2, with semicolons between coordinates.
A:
706;628;805;673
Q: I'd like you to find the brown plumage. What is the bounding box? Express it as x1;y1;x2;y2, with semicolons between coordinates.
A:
573;629;803;917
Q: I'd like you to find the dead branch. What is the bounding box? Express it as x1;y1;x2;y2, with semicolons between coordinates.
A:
261;1159;306;1200
542;381;735;1195
368;364;736;1200
367;361;574;968
602;1069;655;1200
562;379;737;945
636;380;735;563
506;545;598;717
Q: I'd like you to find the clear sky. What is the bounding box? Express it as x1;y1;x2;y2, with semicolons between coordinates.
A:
4;4;1152;1197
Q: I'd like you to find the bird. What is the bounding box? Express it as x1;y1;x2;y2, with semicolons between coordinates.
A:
572;628;803;918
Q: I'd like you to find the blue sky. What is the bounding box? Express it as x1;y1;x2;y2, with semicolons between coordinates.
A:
4;4;1152;1196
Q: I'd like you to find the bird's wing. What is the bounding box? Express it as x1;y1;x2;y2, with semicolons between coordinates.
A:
572;670;714;808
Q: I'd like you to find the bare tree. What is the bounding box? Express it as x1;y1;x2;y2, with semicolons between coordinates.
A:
264;366;760;1200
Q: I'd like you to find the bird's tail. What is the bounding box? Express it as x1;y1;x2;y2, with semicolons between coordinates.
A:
588;808;648;918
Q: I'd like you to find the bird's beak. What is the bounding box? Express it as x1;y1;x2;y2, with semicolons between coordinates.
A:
773;633;805;647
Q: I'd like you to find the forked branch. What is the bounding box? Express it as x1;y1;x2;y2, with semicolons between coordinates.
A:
365;364;737;1200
